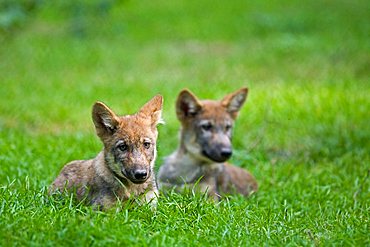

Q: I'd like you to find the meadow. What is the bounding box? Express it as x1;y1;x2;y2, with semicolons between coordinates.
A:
0;0;369;245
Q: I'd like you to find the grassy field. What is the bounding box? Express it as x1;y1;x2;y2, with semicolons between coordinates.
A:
1;0;369;245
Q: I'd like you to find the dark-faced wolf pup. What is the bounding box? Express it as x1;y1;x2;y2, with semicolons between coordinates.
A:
50;95;163;210
158;88;257;200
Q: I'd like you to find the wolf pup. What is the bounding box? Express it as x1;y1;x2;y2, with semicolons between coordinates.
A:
50;95;163;209
157;88;257;200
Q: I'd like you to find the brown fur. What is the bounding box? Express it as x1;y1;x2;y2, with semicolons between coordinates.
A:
50;95;163;210
157;88;257;200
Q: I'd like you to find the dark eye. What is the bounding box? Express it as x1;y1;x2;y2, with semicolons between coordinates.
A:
201;123;212;131
117;143;128;152
225;124;232;131
143;141;151;149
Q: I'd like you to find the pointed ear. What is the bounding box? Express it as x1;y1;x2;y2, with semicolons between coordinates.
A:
221;87;248;119
139;95;164;127
176;89;202;120
92;102;120;141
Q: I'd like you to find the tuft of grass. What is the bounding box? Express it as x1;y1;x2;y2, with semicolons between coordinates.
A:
1;0;369;246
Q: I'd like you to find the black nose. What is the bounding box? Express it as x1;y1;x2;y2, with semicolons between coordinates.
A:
220;148;232;159
133;170;148;180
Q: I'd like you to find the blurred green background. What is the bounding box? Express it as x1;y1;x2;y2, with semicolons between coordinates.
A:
0;0;369;245
1;0;368;178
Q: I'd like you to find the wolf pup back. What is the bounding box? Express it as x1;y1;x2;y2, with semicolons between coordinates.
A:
158;88;257;200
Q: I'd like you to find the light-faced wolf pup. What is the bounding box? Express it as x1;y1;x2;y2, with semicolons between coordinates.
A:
50;95;163;210
157;88;257;201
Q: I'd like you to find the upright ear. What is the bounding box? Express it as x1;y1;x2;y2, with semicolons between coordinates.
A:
139;95;164;128
92;102;120;141
176;89;202;121
221;87;248;119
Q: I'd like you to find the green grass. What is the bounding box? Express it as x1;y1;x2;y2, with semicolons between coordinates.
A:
0;0;369;245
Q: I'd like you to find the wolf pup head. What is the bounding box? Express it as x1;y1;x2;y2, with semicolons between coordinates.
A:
92;95;163;184
176;88;248;163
